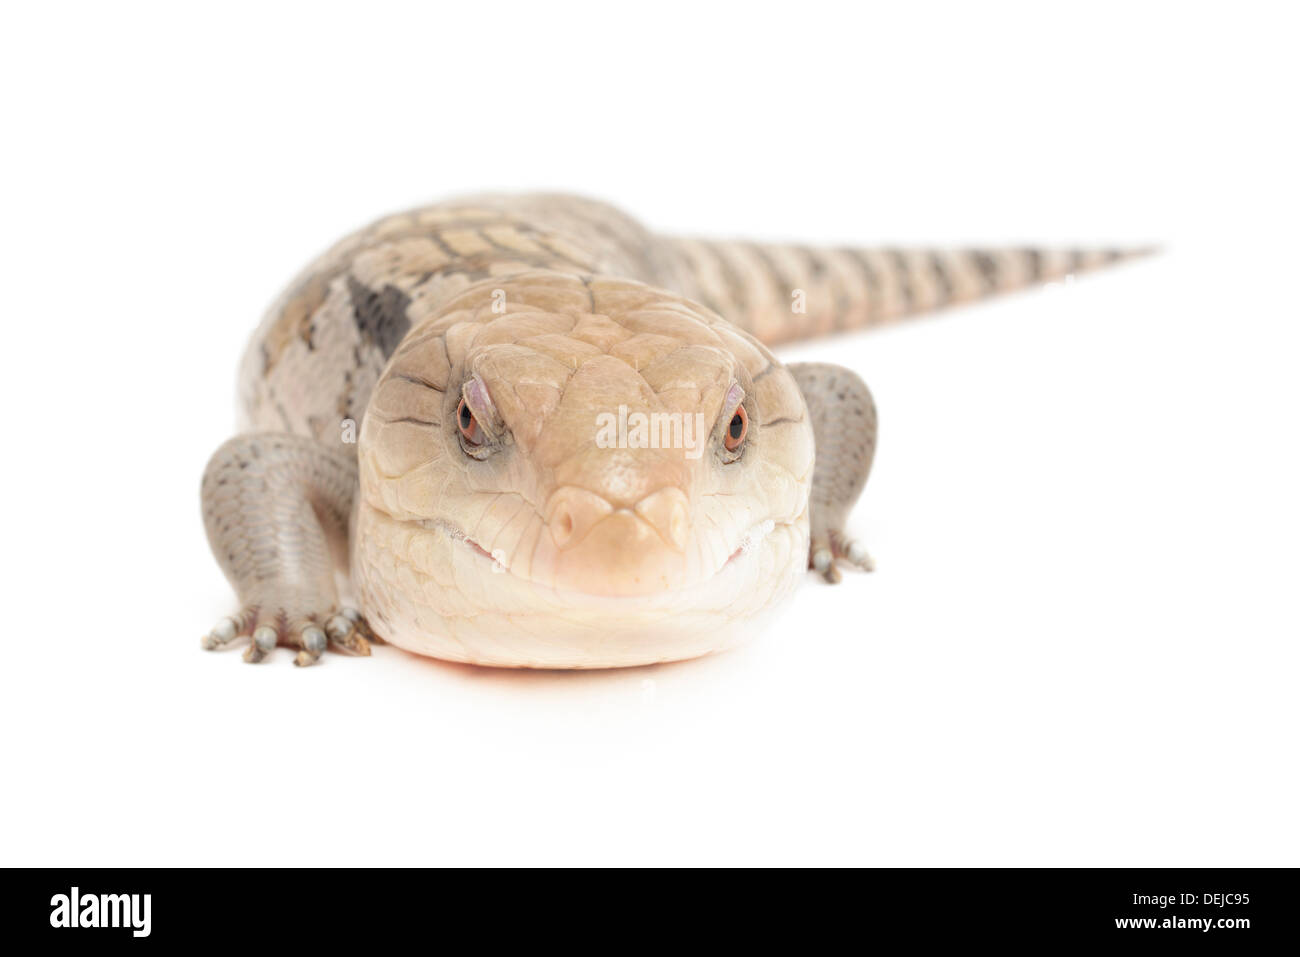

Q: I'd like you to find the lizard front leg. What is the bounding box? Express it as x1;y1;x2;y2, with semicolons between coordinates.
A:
200;433;374;665
787;362;877;583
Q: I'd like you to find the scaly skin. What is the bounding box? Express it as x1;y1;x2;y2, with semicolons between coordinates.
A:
203;193;1141;668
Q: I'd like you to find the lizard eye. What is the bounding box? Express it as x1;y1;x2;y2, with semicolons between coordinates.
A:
456;374;503;459
724;405;748;451
456;397;481;445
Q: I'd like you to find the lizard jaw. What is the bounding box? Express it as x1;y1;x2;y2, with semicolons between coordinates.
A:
351;502;810;668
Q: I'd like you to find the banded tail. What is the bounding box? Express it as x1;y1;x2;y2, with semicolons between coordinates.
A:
663;238;1153;346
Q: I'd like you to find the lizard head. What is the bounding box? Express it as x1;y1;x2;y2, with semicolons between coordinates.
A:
353;272;813;668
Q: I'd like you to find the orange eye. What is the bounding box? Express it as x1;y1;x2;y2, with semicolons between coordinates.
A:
724;405;748;451
456;397;481;445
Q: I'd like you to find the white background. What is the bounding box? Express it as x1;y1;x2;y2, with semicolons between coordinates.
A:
1;2;1296;866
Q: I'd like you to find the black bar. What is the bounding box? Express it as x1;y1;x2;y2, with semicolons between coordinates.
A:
4;867;1296;947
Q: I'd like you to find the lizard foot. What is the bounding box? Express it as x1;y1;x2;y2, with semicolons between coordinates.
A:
787;362;877;586
201;606;376;666
809;529;874;584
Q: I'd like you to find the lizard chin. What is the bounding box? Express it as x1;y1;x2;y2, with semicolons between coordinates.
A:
350;502;810;668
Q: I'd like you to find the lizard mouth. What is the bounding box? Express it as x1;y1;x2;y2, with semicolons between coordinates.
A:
420;515;784;597
723;519;778;566
353;500;811;668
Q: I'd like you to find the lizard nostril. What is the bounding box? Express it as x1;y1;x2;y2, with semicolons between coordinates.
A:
634;488;691;552
546;487;614;550
554;508;575;546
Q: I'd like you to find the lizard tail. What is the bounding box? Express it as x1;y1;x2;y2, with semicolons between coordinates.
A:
660;237;1156;346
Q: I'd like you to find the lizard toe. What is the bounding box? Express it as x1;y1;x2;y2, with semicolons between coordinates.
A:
205;602;377;666
201;607;257;651
324;611;373;657
292;624;328;667
810;543;843;584
838;534;875;573
808;530;874;583
243;625;279;663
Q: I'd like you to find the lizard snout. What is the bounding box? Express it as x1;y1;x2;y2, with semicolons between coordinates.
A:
538;485;696;595
546;486;689;552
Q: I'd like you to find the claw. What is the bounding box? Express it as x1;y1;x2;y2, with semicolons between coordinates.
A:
809;532;873;583
201;616;240;650
244;625;278;663
812;546;842;584
845;539;875;572
292;625;328;667
342;606;383;644
204;606;377;665
202;611;257;650
325;614;372;656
